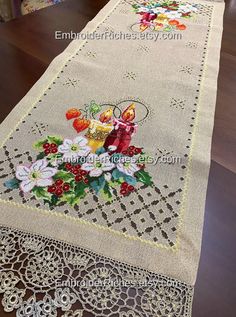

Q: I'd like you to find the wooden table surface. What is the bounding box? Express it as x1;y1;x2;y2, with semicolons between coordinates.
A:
0;0;235;316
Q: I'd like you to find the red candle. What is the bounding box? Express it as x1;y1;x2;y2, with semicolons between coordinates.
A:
104;104;138;153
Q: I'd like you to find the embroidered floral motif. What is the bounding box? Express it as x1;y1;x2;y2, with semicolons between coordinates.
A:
0;272;19;293
5;102;154;207
54;288;77;311
141;286;183;316
25;250;63;287
2;288;26;312
130;0;198;32
80;267;122;309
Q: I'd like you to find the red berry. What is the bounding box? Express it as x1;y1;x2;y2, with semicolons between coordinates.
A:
129;146;135;151
137;164;145;169
63;183;70;191
121;182;128;189
120;189;127;195
83;178;89;184
50;143;57;148
51;148;58;154
75;175;83;182
75;164;81;169
129;150;134;157
80;170;87;176
55;179;63;186
65;163;72;170
48;185;56;193
72;168;80;175
44;149;51;155
135;148;142;154
128;185;135;192
55;188;63;196
43;143;50;149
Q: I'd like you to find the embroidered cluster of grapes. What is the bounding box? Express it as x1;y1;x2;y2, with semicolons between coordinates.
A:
65;163;89;184
120;181;135;196
47;179;70;196
43;142;58;155
122;145;142;157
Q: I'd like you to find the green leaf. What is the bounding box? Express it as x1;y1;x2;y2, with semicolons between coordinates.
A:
33;139;47;150
74;182;88;199
101;183;113;201
135;170;153;186
53;170;74;182
4;178;20;189
32;187;51;199
44;194;59;207
36;152;46;160
47;136;63;145
62;192;81;206
89;101;102;115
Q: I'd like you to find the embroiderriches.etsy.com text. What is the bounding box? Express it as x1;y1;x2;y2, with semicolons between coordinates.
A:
55;277;180;288
55;155;183;166
55;30;183;42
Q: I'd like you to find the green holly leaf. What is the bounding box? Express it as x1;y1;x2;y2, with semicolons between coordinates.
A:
36;152;46;160
101;183;113;201
33;139;47;150
4;178;20;189
135;170;153;186
32;187;51;199
74;181;88;199
53;170;74;182
47;136;63;145
44;194;59;207
62;192;81;206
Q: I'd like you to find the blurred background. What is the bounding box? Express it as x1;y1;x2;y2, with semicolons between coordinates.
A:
0;0;64;22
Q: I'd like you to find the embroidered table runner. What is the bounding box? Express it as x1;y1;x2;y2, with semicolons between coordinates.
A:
0;0;224;316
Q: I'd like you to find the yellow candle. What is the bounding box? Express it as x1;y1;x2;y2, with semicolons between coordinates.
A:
86;120;113;153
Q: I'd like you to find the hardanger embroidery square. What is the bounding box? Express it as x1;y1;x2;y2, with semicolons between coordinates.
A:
0;0;214;250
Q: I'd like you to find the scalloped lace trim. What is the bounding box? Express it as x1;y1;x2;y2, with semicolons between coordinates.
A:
0;225;193;316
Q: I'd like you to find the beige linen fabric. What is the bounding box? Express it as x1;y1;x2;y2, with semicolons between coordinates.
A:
0;0;224;291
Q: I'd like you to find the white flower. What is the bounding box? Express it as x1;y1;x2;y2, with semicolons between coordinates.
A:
54;288;76;311
58;136;91;161
104;172;112;181
117;158;140;177
165;11;182;19
16;159;57;193
81;153;115;177
178;4;198;13
152;7;167;14
2;288;26;313
0;271;19;293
